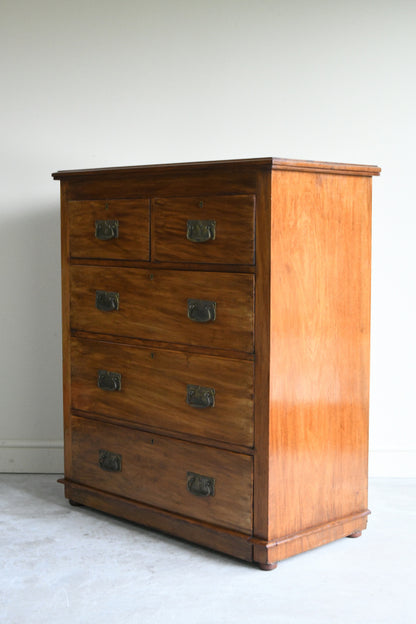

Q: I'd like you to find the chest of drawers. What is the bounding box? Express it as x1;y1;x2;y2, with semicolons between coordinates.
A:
53;157;380;569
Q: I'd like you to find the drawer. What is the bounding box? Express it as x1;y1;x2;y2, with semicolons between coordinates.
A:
70;266;254;352
68;199;150;260
71;416;253;533
71;337;254;447
151;195;255;264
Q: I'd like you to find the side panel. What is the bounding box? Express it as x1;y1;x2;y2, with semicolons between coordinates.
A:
253;170;272;539
60;181;73;479
268;170;372;539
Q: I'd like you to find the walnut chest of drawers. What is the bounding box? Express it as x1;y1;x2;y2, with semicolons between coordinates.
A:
53;157;380;569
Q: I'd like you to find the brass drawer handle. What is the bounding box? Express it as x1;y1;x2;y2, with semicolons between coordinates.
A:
99;449;122;472
187;299;216;323
97;370;121;392
95;290;119;312
187;472;215;497
95;219;119;240
187;384;215;408
186;219;216;243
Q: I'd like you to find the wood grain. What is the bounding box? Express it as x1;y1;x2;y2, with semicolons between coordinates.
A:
151;194;255;264
69;199;150;260
71;415;253;533
55;169;258;202
70;266;254;352
71;337;254;447
52;157;381;180
60;181;73;479
267;170;372;541
62;480;254;561
252;169;272;540
252;510;370;565
56;156;380;568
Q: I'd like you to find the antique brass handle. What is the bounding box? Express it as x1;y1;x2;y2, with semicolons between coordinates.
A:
187;384;215;408
186;219;216;243
187;299;216;323
97;370;121;392
187;472;215;497
95;219;119;240
95;290;119;312
99;449;122;472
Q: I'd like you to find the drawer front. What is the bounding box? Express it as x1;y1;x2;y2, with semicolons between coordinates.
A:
71;416;253;533
151;195;255;264
71;338;254;447
68;199;150;260
70;266;254;352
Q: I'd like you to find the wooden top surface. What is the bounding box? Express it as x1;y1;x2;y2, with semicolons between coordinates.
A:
52;157;381;180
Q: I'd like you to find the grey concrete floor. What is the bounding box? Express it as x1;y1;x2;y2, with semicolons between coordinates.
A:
0;475;414;624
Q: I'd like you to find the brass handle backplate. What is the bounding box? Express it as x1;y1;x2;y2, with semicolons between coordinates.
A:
97;370;121;392
186;219;216;243
187;472;215;497
99;449;122;472
187;384;215;408
187;299;216;323
96;290;119;312
95;219;119;241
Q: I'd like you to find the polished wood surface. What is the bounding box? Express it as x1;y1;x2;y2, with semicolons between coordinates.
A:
252;168;272;541
151;194;255;264
69;199;150;260
52;156;381;179
71;336;254;447
60;181;73;479
61;479;254;561
252;510;370;564
56;157;380;569
55;169;258;202
71;415;253;533
267;171;372;541
70;266;254;352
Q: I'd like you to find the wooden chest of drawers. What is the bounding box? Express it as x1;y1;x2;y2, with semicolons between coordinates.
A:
53;157;380;569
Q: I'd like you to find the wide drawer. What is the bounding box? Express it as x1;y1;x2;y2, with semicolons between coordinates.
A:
68;199;150;260
151;194;255;264
71;337;254;447
70;266;254;352
70;416;253;533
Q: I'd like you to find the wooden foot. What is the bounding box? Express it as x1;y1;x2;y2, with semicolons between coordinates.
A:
69;499;83;507
258;562;278;571
346;530;362;538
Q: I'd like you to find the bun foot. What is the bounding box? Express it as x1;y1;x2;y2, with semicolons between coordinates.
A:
347;530;362;538
258;562;278;571
69;499;83;507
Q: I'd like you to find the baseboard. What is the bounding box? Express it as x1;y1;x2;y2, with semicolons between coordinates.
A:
369;450;416;478
252;510;370;565
0;440;64;473
61;479;253;562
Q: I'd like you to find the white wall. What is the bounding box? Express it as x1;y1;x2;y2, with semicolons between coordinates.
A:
1;0;415;476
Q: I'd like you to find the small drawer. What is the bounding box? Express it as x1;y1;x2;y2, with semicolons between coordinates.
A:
70;416;253;533
151;195;255;264
70;266;254;352
68;199;150;260
71;337;254;447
